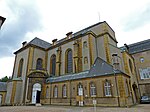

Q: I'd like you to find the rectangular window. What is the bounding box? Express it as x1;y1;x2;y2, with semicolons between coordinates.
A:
139;67;150;79
90;83;96;97
104;81;112;96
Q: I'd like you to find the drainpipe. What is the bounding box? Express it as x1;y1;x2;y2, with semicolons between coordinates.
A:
50;82;52;105
69;79;72;106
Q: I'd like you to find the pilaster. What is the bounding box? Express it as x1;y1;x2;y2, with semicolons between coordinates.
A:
73;40;80;73
10;81;17;104
122;52;129;74
104;34;111;64
56;47;61;76
88;34;94;66
117;75;126;106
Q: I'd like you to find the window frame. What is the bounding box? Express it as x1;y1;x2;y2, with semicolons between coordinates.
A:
54;86;58;98
90;82;96;97
65;49;73;73
62;84;67;98
50;54;56;75
104;80;112;97
36;58;43;70
17;58;24;77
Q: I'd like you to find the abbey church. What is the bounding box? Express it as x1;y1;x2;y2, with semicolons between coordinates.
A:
1;21;150;107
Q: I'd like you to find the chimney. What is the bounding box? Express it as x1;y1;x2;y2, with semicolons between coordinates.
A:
66;32;73;39
22;41;27;47
52;39;57;45
124;43;129;52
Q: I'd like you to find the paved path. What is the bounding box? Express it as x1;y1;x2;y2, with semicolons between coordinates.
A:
0;104;150;112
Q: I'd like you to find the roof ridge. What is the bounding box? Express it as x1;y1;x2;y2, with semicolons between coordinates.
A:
129;39;150;47
73;21;104;35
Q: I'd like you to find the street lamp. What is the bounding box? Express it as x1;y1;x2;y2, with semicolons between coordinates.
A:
0;16;6;29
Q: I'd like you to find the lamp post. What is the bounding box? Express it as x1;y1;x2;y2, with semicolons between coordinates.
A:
0;16;6;29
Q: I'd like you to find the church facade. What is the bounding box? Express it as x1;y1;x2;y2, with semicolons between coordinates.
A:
4;21;139;107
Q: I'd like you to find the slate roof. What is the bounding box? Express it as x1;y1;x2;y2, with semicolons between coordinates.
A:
16;21;106;51
128;39;150;54
55;22;104;45
73;21;103;36
46;57;123;83
28;37;51;49
0;82;7;92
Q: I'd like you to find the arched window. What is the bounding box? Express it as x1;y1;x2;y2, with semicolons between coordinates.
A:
62;84;67;98
90;82;96;96
104;80;112;96
84;57;88;64
66;49;73;73
54;86;58;98
36;58;43;70
83;41;87;48
18;58;24;77
50;54;56;75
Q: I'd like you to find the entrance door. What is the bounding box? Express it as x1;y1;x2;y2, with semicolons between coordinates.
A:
36;90;41;103
132;84;139;103
0;95;2;106
32;83;41;104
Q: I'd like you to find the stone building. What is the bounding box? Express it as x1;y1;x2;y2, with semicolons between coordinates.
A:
128;39;150;97
3;21;139;106
0;82;7;106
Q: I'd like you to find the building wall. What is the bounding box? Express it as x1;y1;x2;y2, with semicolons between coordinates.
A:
132;50;150;96
5;81;13;104
14;81;23;104
13;48;29;78
45;74;133;107
4;21;140;106
11;48;29;104
32;48;46;70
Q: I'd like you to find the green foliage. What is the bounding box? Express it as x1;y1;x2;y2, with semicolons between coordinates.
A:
0;76;9;82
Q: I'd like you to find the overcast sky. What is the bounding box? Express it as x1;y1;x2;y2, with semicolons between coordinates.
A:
0;0;150;78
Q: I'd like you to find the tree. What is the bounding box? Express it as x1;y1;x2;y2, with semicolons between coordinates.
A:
0;76;9;82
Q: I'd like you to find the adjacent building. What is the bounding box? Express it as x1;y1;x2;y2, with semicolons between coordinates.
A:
128;39;150;97
0;82;7;106
1;21;140;107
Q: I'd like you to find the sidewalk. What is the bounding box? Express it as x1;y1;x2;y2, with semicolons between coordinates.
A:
0;104;150;112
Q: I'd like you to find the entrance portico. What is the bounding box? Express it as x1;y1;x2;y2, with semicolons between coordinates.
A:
27;69;48;104
32;83;41;104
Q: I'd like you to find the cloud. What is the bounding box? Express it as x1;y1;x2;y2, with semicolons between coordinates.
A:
0;0;43;57
122;3;150;31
